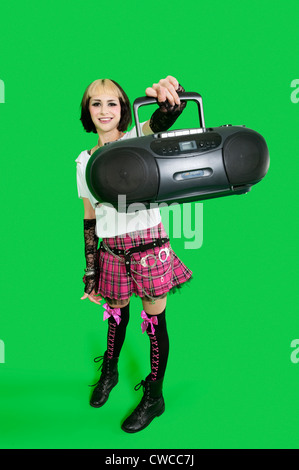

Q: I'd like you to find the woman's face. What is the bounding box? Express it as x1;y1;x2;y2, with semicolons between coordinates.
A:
89;93;122;133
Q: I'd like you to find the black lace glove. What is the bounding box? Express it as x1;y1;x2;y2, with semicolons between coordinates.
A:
149;84;187;133
83;219;100;294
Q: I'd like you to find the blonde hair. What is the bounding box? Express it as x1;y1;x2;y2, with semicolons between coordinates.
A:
83;79;125;105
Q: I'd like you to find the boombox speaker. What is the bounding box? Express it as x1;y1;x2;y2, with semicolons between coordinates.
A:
86;92;270;210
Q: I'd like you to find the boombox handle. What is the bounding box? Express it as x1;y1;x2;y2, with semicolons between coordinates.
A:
133;92;206;137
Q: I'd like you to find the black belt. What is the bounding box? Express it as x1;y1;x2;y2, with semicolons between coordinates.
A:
100;238;170;277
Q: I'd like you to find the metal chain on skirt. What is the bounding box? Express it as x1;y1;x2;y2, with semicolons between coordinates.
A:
101;241;174;301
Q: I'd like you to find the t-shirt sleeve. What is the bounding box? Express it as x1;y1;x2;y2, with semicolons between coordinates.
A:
75;152;98;208
75;154;89;198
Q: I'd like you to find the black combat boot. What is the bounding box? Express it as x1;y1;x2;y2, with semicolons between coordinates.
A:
90;351;119;408
121;375;165;433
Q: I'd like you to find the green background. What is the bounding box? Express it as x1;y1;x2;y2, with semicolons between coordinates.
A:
0;0;298;449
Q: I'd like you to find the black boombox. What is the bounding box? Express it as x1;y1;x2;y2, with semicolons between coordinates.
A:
86;92;270;210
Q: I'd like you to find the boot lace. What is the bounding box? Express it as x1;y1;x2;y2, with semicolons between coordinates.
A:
134;380;146;391
132;380;152;417
89;355;109;387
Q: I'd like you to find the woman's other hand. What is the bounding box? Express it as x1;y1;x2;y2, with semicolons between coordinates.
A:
81;290;102;305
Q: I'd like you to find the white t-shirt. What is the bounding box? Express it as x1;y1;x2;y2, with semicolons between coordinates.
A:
75;123;161;237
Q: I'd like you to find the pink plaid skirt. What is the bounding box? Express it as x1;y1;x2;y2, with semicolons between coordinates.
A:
97;222;192;300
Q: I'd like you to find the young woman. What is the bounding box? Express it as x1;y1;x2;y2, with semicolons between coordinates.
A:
76;76;192;433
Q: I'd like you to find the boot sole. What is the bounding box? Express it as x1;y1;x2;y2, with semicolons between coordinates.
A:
121;403;165;433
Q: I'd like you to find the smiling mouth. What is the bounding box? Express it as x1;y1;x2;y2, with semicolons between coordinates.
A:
99;118;113;123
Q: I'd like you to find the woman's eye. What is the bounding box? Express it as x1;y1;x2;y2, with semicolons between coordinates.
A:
109;103;117;106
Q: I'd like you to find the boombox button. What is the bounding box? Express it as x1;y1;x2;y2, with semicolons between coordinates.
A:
175;130;189;136
160;131;175;138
